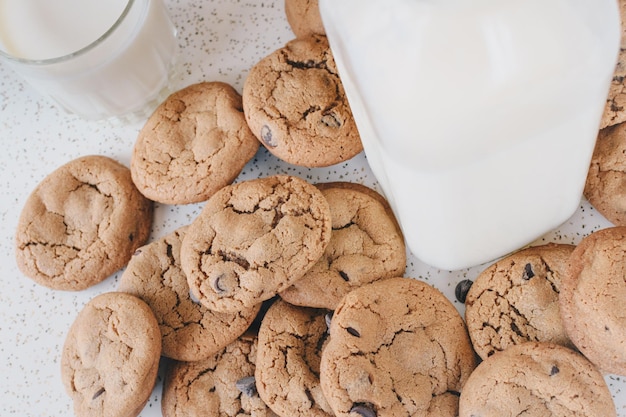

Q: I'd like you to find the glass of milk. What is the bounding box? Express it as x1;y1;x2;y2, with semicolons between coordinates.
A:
320;0;621;270
0;0;178;122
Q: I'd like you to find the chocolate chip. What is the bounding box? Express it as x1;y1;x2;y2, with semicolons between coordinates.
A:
550;365;560;376
522;263;535;280
260;125;277;147
347;326;360;337
339;271;349;282
350;403;377;417
321;112;342;128
455;279;473;303
235;376;258;397
212;273;229;294
92;387;105;400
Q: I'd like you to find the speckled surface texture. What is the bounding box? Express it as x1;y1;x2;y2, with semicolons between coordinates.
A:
0;1;624;416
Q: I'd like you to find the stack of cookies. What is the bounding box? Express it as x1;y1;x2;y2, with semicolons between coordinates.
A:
457;230;626;416
12;0;626;416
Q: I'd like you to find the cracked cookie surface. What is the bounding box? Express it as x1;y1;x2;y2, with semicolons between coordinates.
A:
162;335;278;417
464;243;575;360
458;342;616;417
584;122;626;226
131;81;259;205
255;299;334;417
118;226;260;362
242;34;362;167
61;292;161;417
15;155;153;291
180;174;332;312
280;182;406;310
560;226;626;375
320;277;477;417
285;0;325;38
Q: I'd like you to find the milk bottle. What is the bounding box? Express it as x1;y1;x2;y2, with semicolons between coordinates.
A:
320;0;621;270
0;0;177;121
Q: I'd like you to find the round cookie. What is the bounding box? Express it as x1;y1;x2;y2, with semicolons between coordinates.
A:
464;243;575;360
559;226;626;375
242;34;362;167
458;342;616;417
162;335;277;417
131;81;259;205
118;226;261;362
256;299;333;417
600;0;626;129
320;277;477;417
15;155;153;291
280;182;406;310
584;122;626;226
601;57;626;129
61;292;161;417
285;0;325;38
180;175;332;312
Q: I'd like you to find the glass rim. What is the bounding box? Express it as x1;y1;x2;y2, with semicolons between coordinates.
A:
0;0;135;66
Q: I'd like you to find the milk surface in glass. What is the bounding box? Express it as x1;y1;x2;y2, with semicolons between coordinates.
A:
0;0;177;121
320;0;620;270
0;0;128;60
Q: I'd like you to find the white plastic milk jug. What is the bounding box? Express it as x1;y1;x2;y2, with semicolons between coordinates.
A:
320;0;621;270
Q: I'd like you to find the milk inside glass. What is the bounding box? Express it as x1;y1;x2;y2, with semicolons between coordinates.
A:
320;0;620;270
0;0;177;122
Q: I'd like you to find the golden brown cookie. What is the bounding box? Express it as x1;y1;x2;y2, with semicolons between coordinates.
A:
162;335;277;417
584;122;626;226
118;226;261;362
15;155;153;291
560;226;626;375
180;175;332;312
60;292;161;417
601;0;626;128
242;34;362;167
320;277;477;417
459;342;616;417
280;182;406;310
285;0;325;38
131;81;259;205
464;243;575;360
255;299;333;417
601;60;626;129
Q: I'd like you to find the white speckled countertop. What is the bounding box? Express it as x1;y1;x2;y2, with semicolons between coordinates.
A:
0;1;624;416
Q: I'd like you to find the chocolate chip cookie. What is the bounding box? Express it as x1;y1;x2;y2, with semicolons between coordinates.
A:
285;0;325;38
560;226;626;375
256;299;333;416
459;342;616;417
131;81;259;205
242;34;362;167
60;292;161;417
464;243;575;360
584;122;626;226
320;277;477;417
15;155;153;291
600;0;626;128
180;175;332;312
118;226;261;362
280;182;406;310
162;335;277;417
